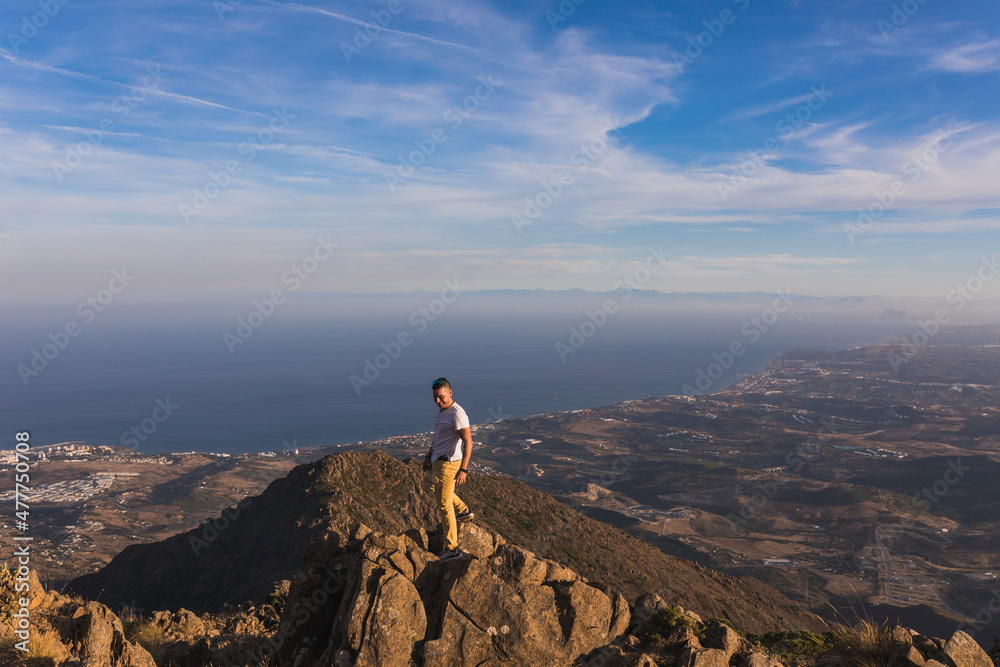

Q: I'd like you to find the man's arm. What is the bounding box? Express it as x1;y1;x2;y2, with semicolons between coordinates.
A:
456;427;472;486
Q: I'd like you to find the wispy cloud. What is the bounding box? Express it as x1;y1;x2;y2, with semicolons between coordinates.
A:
930;39;1000;73
262;0;483;55
721;92;818;123
0;49;268;117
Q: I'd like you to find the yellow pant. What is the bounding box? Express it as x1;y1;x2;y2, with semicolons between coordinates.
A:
423;459;469;550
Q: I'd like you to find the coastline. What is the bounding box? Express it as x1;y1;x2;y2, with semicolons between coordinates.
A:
6;322;928;457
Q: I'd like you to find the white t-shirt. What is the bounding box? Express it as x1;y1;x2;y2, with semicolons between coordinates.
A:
431;402;470;462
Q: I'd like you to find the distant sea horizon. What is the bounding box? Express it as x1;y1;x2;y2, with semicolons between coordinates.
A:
2;291;971;455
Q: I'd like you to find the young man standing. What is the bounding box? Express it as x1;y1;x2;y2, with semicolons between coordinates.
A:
423;377;474;561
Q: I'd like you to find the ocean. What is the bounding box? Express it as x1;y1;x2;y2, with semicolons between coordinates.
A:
1;292;919;454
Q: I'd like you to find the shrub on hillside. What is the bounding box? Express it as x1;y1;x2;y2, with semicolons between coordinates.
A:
0;565;17;624
746;629;837;661
642;607;705;647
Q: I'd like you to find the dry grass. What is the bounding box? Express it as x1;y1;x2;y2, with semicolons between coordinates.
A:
0;620;66;666
208;634;278;667
826;594;899;667
118;603;141;625
127;619;171;664
177;616;203;637
831;617;897;667
25;627;68;663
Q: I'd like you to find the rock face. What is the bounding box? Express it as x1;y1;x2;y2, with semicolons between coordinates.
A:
276;523;630;666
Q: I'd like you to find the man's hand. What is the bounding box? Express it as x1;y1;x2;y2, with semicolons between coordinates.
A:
456;470;467;486
423;455;432;471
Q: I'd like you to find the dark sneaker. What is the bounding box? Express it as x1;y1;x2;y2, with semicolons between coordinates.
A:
456;509;475;523
438;548;463;561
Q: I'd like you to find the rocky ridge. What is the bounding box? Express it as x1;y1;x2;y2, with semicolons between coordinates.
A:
67;451;826;634
7;526;1000;666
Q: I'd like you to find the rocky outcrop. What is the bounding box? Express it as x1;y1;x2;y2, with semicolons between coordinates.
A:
68;451;441;613
818;627;993;667
10;590;157;667
8;529;999;667
275;522;630;666
571;606;997;667
67;451;828;634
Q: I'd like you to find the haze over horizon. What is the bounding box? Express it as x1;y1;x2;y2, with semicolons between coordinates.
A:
1;0;999;306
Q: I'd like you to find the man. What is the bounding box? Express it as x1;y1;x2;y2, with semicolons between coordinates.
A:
423;377;474;561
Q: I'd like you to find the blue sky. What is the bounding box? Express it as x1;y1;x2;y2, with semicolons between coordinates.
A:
1;0;999;302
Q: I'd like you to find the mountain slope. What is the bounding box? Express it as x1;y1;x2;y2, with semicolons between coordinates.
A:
68;450;826;633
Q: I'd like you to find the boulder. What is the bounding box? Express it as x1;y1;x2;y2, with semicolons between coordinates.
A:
441;552;570;664
890;642;926;667
404;526;430;550
422;601;494;666
545;559;581;585
150;607;206;639
26;569;46;610
609;591;631;641
635;593;669;615
665;625;702;652
490;542;549;586
355;570;426;667
681;608;704;625
942;630;993;667
915;635;946;653
336;556;426;667
457;522;496;559
40;599;157;667
632;592;670;634
741;653;786;667
679;647;730;667
351;522;372;541
702;619;745;659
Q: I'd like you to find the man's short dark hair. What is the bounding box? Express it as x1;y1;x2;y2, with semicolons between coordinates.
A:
432;377;451;390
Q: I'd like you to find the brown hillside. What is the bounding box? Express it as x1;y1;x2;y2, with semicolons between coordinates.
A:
68;450;826;633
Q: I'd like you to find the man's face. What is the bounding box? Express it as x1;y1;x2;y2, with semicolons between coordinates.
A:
433;387;454;409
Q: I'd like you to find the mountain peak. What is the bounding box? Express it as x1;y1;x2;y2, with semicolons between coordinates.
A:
68;450;823;634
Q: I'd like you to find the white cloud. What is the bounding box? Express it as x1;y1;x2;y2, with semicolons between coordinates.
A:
930;39;1000;73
